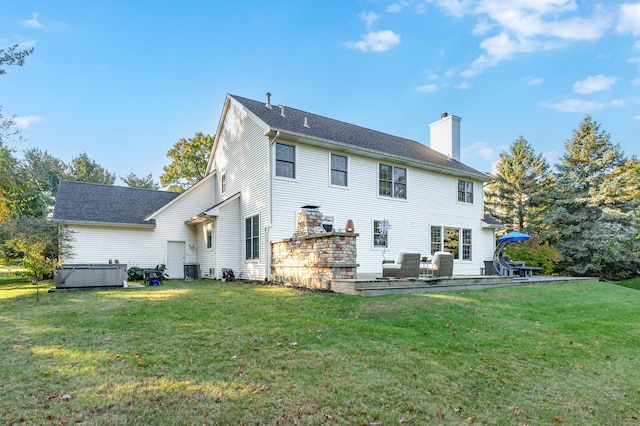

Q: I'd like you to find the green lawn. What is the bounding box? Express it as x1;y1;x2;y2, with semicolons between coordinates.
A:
1;272;639;425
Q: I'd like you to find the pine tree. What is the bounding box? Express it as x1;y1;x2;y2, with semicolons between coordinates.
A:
546;116;640;279
484;136;553;236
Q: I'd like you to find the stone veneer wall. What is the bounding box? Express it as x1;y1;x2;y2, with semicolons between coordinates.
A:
271;209;358;290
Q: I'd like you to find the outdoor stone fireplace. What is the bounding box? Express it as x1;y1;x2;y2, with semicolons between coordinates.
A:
271;206;358;290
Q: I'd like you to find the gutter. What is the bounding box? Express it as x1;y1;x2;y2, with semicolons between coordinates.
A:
57;220;156;229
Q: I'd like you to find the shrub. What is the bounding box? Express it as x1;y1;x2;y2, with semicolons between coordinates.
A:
504;241;561;275
127;266;144;281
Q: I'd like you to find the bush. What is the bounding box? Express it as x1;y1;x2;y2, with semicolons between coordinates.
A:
127;267;144;281
504;241;561;275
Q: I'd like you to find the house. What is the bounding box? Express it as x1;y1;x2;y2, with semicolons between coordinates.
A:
54;93;495;281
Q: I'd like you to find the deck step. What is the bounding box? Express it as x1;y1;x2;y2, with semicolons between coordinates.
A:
331;276;594;297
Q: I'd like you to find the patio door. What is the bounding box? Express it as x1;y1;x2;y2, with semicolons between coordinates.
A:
166;241;185;279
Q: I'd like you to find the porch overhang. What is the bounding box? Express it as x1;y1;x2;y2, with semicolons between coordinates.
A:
184;192;241;225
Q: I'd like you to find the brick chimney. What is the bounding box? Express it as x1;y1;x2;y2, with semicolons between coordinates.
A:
429;112;461;161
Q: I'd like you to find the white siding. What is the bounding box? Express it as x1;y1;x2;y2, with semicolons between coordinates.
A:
61;225;162;268
63;176;217;277
271;142;492;276
216;199;240;278
211;100;270;280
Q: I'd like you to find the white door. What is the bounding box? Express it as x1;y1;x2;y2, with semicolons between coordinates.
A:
166;241;185;279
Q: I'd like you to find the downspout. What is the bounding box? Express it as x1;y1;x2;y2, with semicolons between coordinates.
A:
266;130;280;281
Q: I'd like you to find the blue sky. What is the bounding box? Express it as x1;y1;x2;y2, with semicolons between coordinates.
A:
2;1;640;186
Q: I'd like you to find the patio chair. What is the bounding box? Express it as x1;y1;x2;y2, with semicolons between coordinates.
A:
428;251;454;278
483;260;498;276
382;251;421;278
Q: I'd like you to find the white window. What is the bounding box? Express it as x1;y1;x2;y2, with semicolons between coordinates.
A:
221;172;227;194
206;223;212;249
458;179;474;203
430;225;472;260
276;143;295;178
245;215;259;260
373;219;389;248
330;154;348;186
379;164;406;199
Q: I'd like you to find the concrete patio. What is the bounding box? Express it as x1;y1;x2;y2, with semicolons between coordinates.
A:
331;274;596;297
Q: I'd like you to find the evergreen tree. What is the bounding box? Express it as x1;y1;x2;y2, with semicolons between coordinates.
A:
120;172;159;189
546;116;640;279
484;136;553;236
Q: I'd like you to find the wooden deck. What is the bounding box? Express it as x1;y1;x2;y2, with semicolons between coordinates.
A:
331;274;596;297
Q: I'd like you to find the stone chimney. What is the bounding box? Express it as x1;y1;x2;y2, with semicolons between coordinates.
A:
293;205;325;238
429;112;461;161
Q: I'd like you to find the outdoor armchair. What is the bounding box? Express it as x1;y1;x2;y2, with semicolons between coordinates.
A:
428;251;454;278
382;251;421;278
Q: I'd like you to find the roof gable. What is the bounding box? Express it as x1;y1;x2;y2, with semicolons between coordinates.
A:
230;94;489;181
53;180;180;226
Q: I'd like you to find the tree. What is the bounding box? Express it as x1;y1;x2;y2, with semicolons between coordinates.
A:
0;45;36;221
22;148;67;215
120;172;159;189
0;141;20;222
0;108;23;145
545;116;640;280
160;132;214;192
0;142;47;222
484;136;554;236
6;238;56;301
1;217;72;301
64;152;115;185
0;44;34;75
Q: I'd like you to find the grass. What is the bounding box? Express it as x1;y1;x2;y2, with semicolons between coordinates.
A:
1;270;639;425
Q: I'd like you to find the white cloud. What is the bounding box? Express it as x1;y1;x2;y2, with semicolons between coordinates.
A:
360;11;379;29
416;84;440;93
617;2;640;35
22;12;45;29
543;98;625;113
462;141;498;169
573;74;617;94
344;30;401;52
472;19;493;36
634;114;640;120
449;1;612;81
13;115;42;129
527;77;544;85
437;0;472;18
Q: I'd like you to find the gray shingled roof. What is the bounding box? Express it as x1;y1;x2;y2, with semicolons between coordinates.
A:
482;214;503;227
53;180;180;225
231;94;489;180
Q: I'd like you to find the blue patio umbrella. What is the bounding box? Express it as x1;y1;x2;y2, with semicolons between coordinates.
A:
494;232;532;276
498;232;532;243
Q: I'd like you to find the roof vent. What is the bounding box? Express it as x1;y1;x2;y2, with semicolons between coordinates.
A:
265;92;272;109
279;105;286;117
303;117;310;128
441;112;448;118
